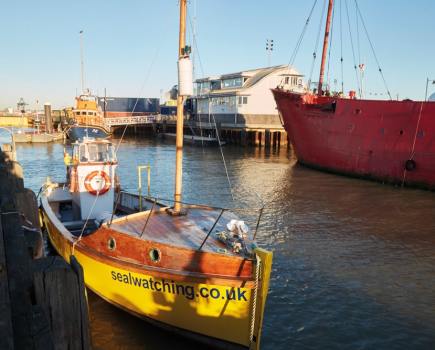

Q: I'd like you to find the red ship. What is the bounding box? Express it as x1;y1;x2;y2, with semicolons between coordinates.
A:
272;0;435;189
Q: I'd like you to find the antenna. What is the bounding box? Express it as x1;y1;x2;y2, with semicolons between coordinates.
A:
79;30;85;93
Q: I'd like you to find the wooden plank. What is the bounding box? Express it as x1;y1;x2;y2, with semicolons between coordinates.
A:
33;256;91;350
0;215;14;350
70;255;91;350
1;212;34;349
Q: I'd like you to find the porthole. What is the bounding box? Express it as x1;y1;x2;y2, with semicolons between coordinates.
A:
108;237;116;251
149;248;161;263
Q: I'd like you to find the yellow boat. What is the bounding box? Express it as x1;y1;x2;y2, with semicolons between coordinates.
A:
40;2;272;348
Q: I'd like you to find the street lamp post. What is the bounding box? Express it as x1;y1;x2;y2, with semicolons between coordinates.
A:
266;39;274;67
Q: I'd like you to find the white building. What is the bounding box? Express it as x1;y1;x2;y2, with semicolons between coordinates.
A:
194;65;304;129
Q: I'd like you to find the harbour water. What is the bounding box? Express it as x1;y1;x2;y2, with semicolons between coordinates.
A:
2;132;435;349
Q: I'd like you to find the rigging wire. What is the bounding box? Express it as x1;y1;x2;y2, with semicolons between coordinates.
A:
326;3;336;90
281;0;318;86
308;0;327;87
74;44;161;247
186;3;235;201
187;7;206;148
72;178;104;255
344;0;361;97
355;0;364;98
340;0;344;93
114;48;160;156
354;0;392;100
356;2;361;67
210;113;235;202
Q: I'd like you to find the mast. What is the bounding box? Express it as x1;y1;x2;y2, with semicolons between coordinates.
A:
318;0;334;96
79;30;85;94
173;0;187;214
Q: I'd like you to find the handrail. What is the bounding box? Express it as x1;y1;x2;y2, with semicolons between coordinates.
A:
117;191;268;244
135;193;264;212
137;165;151;211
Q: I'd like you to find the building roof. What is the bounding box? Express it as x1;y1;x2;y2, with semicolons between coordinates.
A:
195;65;303;96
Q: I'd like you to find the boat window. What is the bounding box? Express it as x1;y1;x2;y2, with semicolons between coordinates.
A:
79;145;88;162
87;112;93;115
108;144;117;162
87;143;109;162
73;144;79;161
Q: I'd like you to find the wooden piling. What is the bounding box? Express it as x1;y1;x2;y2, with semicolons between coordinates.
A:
264;129;271;148
0;214;14;350
241;130;247;146
33;256;91;350
0;144;90;350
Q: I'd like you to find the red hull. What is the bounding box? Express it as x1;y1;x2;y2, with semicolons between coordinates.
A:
272;88;435;189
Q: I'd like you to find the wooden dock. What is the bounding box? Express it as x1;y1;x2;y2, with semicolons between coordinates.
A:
116;115;289;148
0;143;90;349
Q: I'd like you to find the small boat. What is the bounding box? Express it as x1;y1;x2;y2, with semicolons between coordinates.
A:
65;93;111;142
40;2;272;348
272;0;435;189
161;132;226;146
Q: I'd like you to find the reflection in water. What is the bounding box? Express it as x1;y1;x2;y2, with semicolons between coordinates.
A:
2;131;435;349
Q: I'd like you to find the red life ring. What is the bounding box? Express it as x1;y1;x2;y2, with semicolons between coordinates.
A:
84;170;111;195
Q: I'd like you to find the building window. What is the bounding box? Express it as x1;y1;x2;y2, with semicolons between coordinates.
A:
285;77;289;84
222;77;243;88
197;81;211;95
211;80;221;90
291;76;298;86
243;96;248;104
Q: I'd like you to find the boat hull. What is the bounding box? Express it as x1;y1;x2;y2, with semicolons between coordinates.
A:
41;191;271;349
272;89;435;189
66;125;111;142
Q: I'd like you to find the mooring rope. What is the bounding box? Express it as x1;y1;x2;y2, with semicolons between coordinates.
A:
249;254;261;345
401;101;425;187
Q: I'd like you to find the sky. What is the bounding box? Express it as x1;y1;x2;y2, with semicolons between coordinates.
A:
1;0;434;109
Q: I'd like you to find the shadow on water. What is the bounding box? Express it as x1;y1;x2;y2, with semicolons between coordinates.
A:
88;290;208;350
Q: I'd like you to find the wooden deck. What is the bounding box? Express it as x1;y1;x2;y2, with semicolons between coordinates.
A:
108;207;242;256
